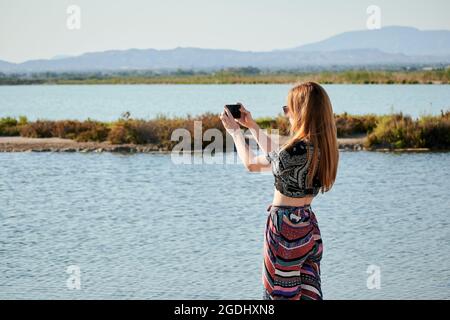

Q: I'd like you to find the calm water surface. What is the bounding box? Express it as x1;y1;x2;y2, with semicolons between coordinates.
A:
1;84;449;121
1;151;449;299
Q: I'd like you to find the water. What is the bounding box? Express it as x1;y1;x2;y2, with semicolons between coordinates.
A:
1;151;449;299
1;83;449;299
1;84;449;121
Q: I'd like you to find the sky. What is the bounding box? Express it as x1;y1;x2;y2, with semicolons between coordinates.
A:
1;0;450;63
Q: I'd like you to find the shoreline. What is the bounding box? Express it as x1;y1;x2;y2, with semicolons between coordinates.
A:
1;81;448;86
0;135;434;153
1;70;449;86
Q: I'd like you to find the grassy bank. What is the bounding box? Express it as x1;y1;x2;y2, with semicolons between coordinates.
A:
1;110;449;151
1;69;450;85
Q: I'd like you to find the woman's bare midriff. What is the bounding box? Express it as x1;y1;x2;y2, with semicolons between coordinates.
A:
271;189;314;207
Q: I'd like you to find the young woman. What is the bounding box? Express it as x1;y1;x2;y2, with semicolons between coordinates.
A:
220;82;339;300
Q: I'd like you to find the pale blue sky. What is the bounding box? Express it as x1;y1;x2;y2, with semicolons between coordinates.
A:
1;0;449;62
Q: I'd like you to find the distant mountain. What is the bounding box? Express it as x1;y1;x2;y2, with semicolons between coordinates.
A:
292;26;450;56
51;54;75;60
1;26;450;73
0;60;15;72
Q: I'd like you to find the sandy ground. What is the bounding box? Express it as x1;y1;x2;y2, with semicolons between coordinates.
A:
0;134;370;152
0;136;161;152
0;137;79;144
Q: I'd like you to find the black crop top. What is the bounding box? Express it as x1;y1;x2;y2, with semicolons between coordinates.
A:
265;140;322;198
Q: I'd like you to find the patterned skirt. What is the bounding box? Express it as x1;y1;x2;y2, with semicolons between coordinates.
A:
262;203;323;300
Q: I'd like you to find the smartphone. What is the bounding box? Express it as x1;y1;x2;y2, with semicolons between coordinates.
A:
225;104;242;119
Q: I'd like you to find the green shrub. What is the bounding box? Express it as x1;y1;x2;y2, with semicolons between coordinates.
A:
274;115;290;135
256;117;278;129
334;112;378;137
107;119;158;145
0;116;19;136
18;116;28;126
51;119;110;142
0;116;18;127
108;122;128;144
19;118;110;142
5;110;449;150
74;121;110;142
418;111;450;149
20;120;55;138
51;120;82;139
366;113;422;148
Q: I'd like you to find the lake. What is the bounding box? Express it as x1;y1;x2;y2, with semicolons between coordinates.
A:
0;150;449;299
0;84;449;299
1;84;449;121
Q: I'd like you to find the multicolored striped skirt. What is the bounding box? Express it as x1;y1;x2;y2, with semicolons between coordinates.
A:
262;203;323;300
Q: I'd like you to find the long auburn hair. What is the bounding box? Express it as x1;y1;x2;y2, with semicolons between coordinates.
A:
280;81;339;193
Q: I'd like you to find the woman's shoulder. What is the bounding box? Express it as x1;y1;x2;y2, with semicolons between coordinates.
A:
284;139;310;156
268;139;313;162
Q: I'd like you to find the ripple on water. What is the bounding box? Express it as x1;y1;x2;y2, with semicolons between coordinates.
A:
0;151;449;299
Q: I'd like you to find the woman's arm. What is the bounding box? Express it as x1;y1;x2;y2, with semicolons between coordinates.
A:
220;107;271;172
236;104;278;155
247;121;278;155
230;129;272;172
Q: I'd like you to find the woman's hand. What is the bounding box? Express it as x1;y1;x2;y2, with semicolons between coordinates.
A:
220;107;241;136
236;103;257;129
